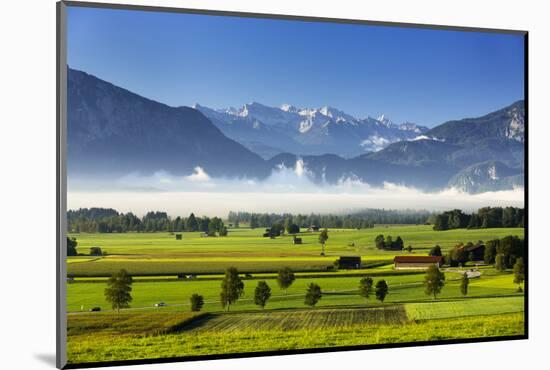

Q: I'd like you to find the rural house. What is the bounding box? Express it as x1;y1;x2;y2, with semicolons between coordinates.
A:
393;255;443;270
308;225;320;232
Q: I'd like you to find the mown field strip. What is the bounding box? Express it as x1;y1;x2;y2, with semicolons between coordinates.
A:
184;306;409;333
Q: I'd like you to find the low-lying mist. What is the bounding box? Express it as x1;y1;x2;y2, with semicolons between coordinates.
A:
68;162;524;217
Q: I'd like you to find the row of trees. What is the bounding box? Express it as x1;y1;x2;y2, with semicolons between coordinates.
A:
102;260;526;313
358;277;388;302
441;235;525;268
229;209;433;229
69;206;523;234
485;235;525;270
431;207;524;231
68;208;227;235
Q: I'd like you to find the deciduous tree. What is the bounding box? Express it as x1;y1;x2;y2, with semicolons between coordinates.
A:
513;257;525;292
254;281;272;309
104;269;133;312
359;277;374;301
220;267;244;311
318;228;329;255
375;280;388;303
276;267;296;294
424;265;445;300
304;283;322;307
67;237;78;256
429;245;442;257
190;294;204;312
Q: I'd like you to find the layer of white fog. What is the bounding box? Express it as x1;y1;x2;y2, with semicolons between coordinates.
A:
68;162;524;217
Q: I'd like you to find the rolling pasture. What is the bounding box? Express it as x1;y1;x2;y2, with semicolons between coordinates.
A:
66;269;521;312
67;226;523;276
66;225;525;364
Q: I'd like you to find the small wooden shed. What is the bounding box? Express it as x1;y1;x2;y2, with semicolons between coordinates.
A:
338;256;362;269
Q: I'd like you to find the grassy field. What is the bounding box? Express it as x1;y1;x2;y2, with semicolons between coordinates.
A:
65;226;525;364
66;267;522;312
67;226;523;276
67;309;524;364
405;296;524;320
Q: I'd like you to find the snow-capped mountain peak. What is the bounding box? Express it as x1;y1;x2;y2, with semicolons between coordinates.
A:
377;114;394;127
280;103;297;113
195;101;430;158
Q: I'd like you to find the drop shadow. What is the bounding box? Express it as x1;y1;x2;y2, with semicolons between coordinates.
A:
34;353;56;367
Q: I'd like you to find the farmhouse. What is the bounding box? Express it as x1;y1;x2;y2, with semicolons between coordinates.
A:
308;225;320;232
393;255;443;270
338;256;362;269
463;243;485;262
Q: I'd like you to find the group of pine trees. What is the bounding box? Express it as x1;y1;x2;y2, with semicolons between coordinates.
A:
68;208;227;235
431;207;524;231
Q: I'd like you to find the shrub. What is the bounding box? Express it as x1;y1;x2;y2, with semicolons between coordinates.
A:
190;294;204;312
90;247;103;256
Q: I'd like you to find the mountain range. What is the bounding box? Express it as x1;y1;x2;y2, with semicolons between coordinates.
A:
194;102;428;159
67;67;525;193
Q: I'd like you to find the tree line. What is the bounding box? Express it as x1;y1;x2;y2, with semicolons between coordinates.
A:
229;209;433;229
441;235;525;268
100;256;525;313
68;206;524;234
68;208;227;235
102;266;390;312
431;207;524;231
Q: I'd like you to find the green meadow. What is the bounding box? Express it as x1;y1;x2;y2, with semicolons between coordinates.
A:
66;226;525;364
67;226;523;276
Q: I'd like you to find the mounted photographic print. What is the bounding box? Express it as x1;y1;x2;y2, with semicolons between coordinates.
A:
56;1;527;368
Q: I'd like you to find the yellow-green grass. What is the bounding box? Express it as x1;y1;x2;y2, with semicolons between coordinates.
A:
406;296;524;320
66;256;392;277
66;268;521;312
67;226;523;276
66;312;524;364
71;266;422;283
67;226;523;256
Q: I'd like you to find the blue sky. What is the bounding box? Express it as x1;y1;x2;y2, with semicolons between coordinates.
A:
67;6;525;127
